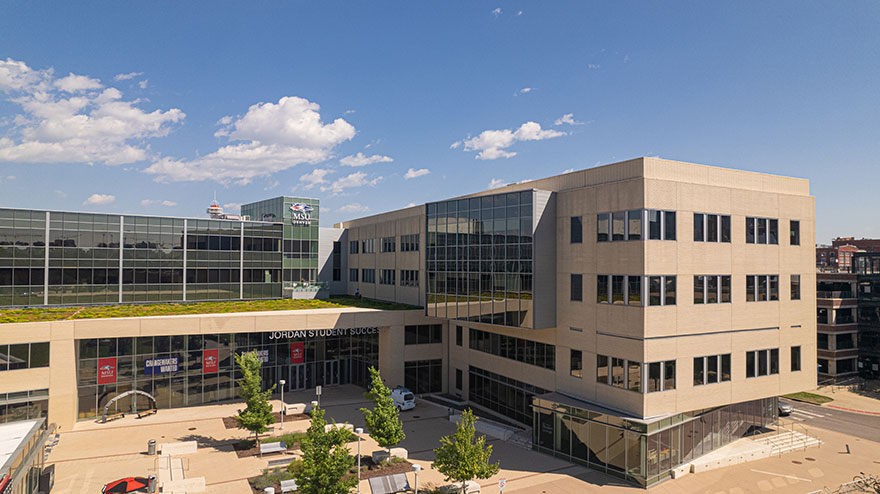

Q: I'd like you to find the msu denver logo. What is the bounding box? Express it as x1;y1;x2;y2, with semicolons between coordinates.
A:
289;203;313;226
100;364;113;372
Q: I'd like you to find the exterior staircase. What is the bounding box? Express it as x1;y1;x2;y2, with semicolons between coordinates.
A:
751;430;822;455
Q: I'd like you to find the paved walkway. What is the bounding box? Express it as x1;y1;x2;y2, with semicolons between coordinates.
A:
812;384;880;414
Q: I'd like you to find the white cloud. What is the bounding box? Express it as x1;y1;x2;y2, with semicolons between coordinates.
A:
554;113;584;126
488;178;507;189
562;168;575;173
0;58;184;166
145;96;354;183
338;203;369;213
55;73;103;93
492;7;502;16
83;193;115;205
300;168;332;190
140;199;177;207
517;10;523;15
321;171;381;195
223;202;241;213
518;87;534;94
405;202;416;208
449;141;461;149
138;80;148;89
404;168;430;179
114;72;143;81
456;121;565;160
339;152;393;167
264;180;280;190
587;64;601;70
344;109;356;115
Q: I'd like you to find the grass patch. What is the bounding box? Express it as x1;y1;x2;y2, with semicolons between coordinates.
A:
783;392;833;405
249;467;296;491
260;432;308;446
0;295;420;324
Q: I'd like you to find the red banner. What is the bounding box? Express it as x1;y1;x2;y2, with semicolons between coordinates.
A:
97;357;117;384
290;342;304;364
203;349;219;374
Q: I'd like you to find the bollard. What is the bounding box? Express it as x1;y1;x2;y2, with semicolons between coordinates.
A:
846;443;851;454
147;439;157;456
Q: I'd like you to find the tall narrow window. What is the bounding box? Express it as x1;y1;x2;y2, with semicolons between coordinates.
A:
612;275;625;304
721;215;731;242
627;210;641;240
746;352;756;378
707;214;718;242
693;357;704;386
611;357;625;387
757;218;767;244
570;350;583;378
758;275;768;301
721;354;731;381
769;275;779;301
628;276;641;305
648;210;662;240
570;216;583;244
721;276;731;303
648;362;661;392
649;276;662;306
790;220;800;246
746;217;756;244
570;274;583;302
596;355;609;384
791;346;801;372
597;213;610;242
707;355;718;384
768;219;778;244
664;276;676;305
693;213;705;242
791;274;801;300
694;275;705;304
596;275;608;303
612;212;625;241
664;211;676;240
707;276;718;304
628;361;641;392
664;360;676;390
746;275;756;302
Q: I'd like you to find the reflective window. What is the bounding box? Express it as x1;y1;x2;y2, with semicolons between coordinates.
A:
570;350;583;378
570;217;582;244
790;220;800;246
571;274;583;301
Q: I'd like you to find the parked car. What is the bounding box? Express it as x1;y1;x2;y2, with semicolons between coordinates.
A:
390;386;415;411
778;402;793;416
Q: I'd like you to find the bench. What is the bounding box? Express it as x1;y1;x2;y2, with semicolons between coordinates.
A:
259;441;287;456
137;409;157;419
284;403;308;415
104;412;125;422
280;479;298;492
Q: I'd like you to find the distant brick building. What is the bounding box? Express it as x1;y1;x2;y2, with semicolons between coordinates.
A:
817;242;860;272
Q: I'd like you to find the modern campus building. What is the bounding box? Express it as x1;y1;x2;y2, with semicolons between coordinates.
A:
0;157;816;487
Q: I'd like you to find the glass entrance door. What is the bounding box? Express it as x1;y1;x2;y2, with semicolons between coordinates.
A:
324;360;340;386
289;364;307;391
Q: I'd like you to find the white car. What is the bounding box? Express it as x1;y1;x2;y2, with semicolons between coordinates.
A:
778;402;793;416
391;386;415;411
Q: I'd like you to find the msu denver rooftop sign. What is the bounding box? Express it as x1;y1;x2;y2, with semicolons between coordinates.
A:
289;203;314;226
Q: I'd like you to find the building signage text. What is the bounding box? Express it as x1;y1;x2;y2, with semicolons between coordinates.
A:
203;349;219;373
145;357;179;375
268;327;379;340
289;203;313;226
98;357;117;384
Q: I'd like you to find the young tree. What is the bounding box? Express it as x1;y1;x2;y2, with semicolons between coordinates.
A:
360;366;406;459
234;351;276;446
432;409;500;494
289;405;357;494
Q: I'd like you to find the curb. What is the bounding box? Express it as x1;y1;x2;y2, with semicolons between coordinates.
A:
826;404;880;416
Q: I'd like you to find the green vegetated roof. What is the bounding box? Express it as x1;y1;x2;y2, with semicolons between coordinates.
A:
0;296;420;324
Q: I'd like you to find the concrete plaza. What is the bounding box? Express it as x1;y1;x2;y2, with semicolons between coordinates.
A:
46;386;880;494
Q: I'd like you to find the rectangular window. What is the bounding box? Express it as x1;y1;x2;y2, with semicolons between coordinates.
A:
769;275;779;301
664;276;676;305
349;269;358;282
721;276;731;303
721;354;731;382
693;357;704;386
570;274;583;301
693;213;704;242
770;348;779;375
791;346;801;372
790;220;800;245
628;276;641;305
648;210;662;240
694;275;705;304
570;216;583;244
349;241;359;254
597;213;610;242
400;234;420;252
404;325;443;345
379;269;395;285
818;333;828;350
361;268;375;283
361;239;375;253
627;361;641;392
768;219;778;244
707;275;718;304
757;218;767;244
456;326;463;346
456;368;462;390
664;211;676;240
707;214;718;242
649;276;662;306
648;362;661;393
400;270;419;287
381;237;396;253
707;355;718;384
627;210;641;240
746;217;779;244
612;275;625;304
746;217;755;244
758;275;767;301
612;212;626;241
746;351;756;378
596;355;609;384
664;360;676;390
747;275;756;302
611;357;625;387
596;275;608;303
758;350;768;376
791;274;801;300
721;215;731;242
570;350;583;378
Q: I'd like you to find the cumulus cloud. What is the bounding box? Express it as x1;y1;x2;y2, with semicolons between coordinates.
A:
404;168;430;179
518;87;534;94
488;178;507;189
554;113;583;126
455;121;565;160
338;203;369;213
300;168;332;190
492;7;502;16
264;180;280;190
405;202;417;208
0;58;184;166
114;72;143;81
145;96;354;183
140;199;177;207
138;80;148;89
321;171;381;196
449;141;461;149
339;152;393;167
83;193;115;205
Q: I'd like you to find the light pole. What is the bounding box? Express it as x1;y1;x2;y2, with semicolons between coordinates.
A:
355;427;364;494
412;464;421;494
279;379;286;430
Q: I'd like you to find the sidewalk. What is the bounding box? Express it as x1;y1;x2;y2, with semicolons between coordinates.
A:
812;385;880;414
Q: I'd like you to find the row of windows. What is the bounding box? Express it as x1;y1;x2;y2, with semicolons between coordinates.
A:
350;234;421;254
817;333;855;350
0;342;50;371
469;328;556;371
595;355;677;393
0;388;48;425
594;210;675;242
381;237;396;253
404;359;442;394
401;234;420;252
694;276;732;304
1;233;283;252
693;213;731;243
400;270;419;287
746;275;779;302
745;349;780;377
469;365;547;426
0;267;281;285
380;269;395;285
404;324;443;345
693;354;731;386
350;268;419;288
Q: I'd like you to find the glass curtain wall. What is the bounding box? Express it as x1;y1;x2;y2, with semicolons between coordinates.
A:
533;396;777;487
426;191;534;328
75;330;378;420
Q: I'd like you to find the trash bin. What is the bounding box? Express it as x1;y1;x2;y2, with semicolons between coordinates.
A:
147;439;157;455
147;475;157;493
264;488;275;494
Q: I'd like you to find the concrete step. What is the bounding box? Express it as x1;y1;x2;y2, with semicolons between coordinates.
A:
750;430;822;456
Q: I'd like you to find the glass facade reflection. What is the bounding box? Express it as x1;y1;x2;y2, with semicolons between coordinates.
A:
426;191;534;328
75;329;379;420
533;395;777;487
242;196;320;283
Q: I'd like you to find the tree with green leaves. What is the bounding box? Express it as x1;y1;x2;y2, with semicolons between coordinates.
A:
432;408;500;494
360;366;405;459
234;351;275;446
289;405;357;494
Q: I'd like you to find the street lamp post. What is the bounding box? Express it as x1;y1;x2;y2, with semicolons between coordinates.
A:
279;379;286;430
355;427;364;494
412;464;421;494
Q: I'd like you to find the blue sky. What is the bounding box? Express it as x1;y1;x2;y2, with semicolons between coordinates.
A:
0;2;877;242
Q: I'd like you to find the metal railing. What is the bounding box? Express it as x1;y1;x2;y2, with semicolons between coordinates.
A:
817;290;856;299
283;281;328;292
